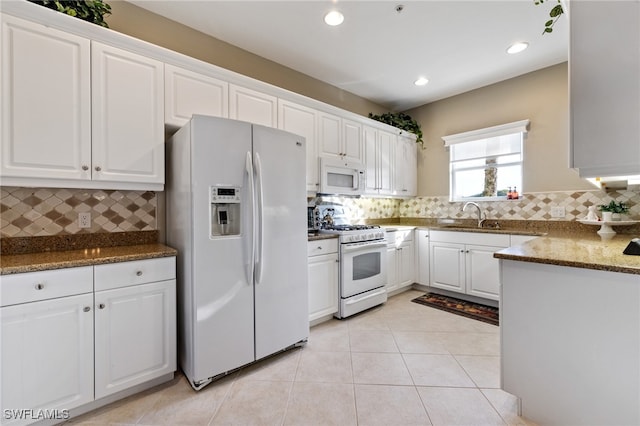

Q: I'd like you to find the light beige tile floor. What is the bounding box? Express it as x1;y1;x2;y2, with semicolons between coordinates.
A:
67;289;538;426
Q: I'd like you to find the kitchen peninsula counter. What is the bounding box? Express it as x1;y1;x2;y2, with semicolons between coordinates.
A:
495;233;640;275
0;243;177;275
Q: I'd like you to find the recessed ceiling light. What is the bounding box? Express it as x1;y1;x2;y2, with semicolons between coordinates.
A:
414;77;429;86
324;10;344;26
507;42;529;54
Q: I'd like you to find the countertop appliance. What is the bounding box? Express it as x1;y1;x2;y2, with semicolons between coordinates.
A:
166;115;308;390
315;205;387;318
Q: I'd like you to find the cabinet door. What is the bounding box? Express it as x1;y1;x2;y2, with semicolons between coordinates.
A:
385;246;398;293
1;15;91;181
395;135;417;196
164;64;229;128
307;253;339;321
342;118;363;163
92;42;164;186
416;230;430;286
397;240;415;289
378;130;395;195
429;242;465;293
278;100;319;192
1;293;94;419
94;280;176;399
363;125;379;193
466;245;502;301
318;111;342;159
570;1;640;177
229;84;277;127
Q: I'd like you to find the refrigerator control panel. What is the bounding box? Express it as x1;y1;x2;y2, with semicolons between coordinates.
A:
211;186;241;203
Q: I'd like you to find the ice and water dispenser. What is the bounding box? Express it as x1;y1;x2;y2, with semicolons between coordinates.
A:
210;186;241;237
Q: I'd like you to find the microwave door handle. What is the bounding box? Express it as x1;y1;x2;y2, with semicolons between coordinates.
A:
353;170;359;190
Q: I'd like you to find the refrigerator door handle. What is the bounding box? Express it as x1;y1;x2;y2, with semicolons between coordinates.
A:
254;152;264;285
246;151;256;283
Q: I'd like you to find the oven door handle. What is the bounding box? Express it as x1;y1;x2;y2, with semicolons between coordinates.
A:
341;241;387;253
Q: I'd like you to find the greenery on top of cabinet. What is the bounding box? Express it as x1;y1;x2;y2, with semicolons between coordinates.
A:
368;112;424;147
533;0;564;34
28;0;112;27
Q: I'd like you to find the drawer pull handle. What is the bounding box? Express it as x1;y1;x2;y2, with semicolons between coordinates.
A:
83;306;91;312
136;270;143;276
99;303;106;309
35;283;44;290
317;246;323;250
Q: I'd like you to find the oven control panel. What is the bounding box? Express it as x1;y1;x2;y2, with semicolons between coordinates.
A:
341;231;385;243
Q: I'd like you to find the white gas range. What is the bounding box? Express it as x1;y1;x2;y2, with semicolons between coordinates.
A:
314;206;388;318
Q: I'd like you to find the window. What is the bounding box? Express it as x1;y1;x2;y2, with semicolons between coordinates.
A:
442;120;529;201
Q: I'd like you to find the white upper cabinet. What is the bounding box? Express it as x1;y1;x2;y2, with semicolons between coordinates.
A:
278;99;319;192
229;84;277;127
164;63;229;128
394;134;417;196
318;112;364;163
0;14;165;190
570;0;640;177
92;42;165;187
364;125;394;195
1;14;91;181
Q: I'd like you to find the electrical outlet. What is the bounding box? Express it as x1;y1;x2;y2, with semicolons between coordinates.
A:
78;212;91;228
550;206;565;218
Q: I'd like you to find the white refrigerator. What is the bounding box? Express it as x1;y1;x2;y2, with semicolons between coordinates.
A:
166;115;308;390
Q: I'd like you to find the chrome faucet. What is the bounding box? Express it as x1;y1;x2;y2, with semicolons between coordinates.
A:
462;202;486;228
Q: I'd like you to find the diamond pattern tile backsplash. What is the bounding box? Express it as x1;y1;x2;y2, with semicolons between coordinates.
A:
0;187;156;237
315;190;640;223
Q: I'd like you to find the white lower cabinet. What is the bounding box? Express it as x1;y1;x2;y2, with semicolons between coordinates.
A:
429;231;509;301
385;229;415;293
0;257;176;425
416;229;430;285
307;239;339;322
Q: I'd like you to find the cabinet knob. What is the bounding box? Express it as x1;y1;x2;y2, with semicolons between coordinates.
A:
95;166;102;172
35;283;44;290
136;270;143;276
466;250;470;253
82;165;89;171
83;306;91;312
99;303;106;309
460;249;465;253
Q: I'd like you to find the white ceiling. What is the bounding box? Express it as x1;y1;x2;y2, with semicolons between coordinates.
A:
127;0;568;111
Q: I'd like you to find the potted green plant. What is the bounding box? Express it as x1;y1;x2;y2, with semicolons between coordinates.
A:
28;0;112;28
597;200;629;221
368;112;424;148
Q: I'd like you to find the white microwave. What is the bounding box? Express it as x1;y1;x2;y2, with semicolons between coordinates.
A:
319;157;365;195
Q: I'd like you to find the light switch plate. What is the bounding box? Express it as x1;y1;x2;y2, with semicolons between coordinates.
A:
550;206;565;218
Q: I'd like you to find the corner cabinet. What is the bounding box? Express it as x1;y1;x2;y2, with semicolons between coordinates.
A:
307;239;339;323
0;14;165;191
570;0;640;177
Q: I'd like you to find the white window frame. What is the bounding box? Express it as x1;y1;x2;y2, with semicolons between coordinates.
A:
442;119;530;202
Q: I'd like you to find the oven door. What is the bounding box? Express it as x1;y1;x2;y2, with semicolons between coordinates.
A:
340;240;387;298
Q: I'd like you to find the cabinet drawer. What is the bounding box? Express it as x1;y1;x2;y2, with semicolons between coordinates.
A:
307;239;338;256
429;230;510;247
0;266;93;307
94;257;176;291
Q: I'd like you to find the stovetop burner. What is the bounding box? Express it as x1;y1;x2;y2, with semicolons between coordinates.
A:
324;224;381;232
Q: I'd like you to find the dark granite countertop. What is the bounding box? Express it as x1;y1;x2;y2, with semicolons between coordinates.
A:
0;243;177;275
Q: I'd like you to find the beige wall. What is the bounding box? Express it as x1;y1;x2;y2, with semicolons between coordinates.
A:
406;62;593;197
106;1;386;117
